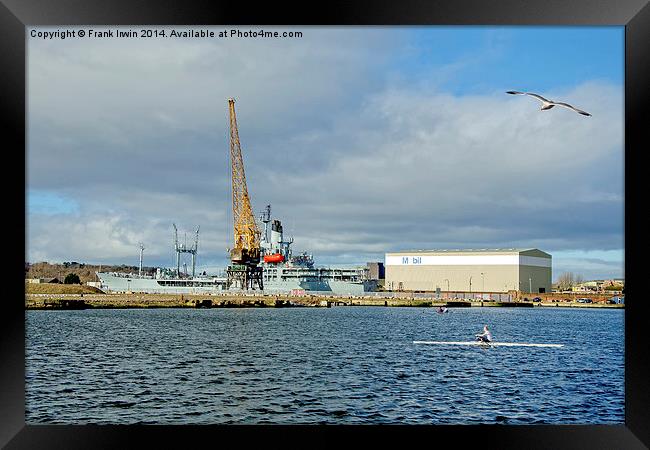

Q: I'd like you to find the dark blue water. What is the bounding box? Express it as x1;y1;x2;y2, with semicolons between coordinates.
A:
25;307;624;424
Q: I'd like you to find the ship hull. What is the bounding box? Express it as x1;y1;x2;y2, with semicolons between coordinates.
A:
263;279;377;295
97;270;377;295
96;272;228;294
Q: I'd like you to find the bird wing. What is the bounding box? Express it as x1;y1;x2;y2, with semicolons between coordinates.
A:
524;92;551;103
553;102;592;116
506;91;550;103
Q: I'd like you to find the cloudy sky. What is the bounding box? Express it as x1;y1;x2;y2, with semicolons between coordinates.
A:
26;26;624;281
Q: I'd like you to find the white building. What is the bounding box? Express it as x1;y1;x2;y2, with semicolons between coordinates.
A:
385;248;552;293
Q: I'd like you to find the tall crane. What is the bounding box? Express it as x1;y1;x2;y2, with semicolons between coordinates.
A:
226;98;263;290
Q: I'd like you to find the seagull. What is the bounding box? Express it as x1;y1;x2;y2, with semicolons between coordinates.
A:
506;91;591;116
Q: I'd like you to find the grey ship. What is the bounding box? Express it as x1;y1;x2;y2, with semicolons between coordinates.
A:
95;269;228;295
96;206;376;295
257;205;377;294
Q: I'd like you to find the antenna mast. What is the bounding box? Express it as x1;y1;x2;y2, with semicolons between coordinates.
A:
173;223;180;277
138;243;145;277
192;226;199;278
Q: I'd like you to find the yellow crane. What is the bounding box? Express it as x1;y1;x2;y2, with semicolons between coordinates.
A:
226;98;263;289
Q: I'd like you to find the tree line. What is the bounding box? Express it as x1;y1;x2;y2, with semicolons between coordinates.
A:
555;272;585;291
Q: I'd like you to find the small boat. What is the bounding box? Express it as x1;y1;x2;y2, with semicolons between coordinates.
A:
413;341;564;348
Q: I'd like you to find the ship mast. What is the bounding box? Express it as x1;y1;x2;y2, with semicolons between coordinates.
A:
173;223;200;278
259;204;271;250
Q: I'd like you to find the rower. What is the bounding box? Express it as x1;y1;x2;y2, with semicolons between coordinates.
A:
475;324;493;343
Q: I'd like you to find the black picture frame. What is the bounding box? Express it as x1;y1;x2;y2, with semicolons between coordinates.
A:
3;0;647;448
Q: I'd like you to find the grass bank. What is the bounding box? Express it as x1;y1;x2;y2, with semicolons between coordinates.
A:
25;283;105;295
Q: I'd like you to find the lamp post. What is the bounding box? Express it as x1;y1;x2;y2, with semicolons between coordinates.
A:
444;279;450;291
481;272;485;292
529;277;532;293
469;276;473;294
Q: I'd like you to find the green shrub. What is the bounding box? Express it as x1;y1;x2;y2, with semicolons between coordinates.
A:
64;273;80;284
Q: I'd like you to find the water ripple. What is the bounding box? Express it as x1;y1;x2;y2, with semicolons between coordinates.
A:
25;307;624;424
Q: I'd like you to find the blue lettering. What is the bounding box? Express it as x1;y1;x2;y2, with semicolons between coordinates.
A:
402;257;409;264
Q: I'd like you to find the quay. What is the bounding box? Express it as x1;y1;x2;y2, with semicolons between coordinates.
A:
25;292;625;310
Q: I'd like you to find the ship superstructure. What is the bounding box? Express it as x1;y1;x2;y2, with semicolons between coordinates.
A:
256;204;376;294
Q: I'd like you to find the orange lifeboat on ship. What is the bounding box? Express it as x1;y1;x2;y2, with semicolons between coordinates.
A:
264;253;285;263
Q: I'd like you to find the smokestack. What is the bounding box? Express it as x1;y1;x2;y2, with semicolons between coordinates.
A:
271;219;283;247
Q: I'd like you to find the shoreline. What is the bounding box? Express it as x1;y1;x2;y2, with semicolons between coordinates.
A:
25;293;625;310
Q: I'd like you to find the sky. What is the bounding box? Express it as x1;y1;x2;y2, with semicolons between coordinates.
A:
26;26;624;281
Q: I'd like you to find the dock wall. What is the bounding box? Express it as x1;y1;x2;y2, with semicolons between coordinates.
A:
25;293;624;310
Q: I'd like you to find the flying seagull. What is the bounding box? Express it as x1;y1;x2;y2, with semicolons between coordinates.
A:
506;91;591;116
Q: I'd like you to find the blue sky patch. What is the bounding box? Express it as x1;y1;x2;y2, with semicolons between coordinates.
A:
27;190;79;215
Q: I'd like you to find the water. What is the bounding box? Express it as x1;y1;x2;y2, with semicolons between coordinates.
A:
25;307;624;424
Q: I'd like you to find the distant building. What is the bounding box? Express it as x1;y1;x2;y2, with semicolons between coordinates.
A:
603;279;624;289
385;248;551;293
366;262;385;280
574;279;624;292
26;277;61;284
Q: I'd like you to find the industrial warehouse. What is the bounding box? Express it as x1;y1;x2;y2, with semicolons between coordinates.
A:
385;248;552;294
